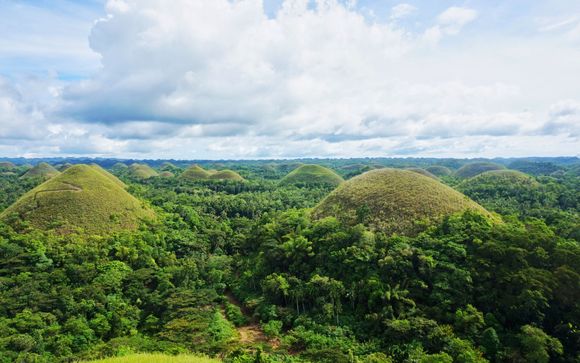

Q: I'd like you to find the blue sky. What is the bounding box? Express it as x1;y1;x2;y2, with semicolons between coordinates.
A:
0;0;579;159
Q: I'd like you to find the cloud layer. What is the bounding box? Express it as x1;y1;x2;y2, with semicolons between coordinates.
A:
1;0;579;158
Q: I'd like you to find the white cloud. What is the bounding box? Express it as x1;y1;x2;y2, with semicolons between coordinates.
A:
390;3;416;20
0;0;578;158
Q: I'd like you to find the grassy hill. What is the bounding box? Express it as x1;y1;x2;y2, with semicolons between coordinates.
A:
129;163;159;179
159;171;175;178
209;169;244;181
0;161;15;170
280;164;344;186
1;164;155;235
455;162;506;179
312;168;490;235
91;164;128;189
180;165;211;180
81;354;220;363
20;162;60;180
425;165;453;177
405;167;439;179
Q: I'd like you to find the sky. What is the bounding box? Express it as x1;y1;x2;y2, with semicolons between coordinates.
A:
0;0;579;159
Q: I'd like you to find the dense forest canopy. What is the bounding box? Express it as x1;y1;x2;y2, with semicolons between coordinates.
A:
0;157;578;363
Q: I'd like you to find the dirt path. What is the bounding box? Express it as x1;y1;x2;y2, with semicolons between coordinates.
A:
34;182;82;200
224;291;278;348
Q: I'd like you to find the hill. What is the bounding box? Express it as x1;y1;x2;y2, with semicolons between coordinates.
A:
457;170;548;214
312;168;490;235
159;171;175;178
405;167;438;179
180;165;211;180
455;162;506;179
129;163;159;179
1;164;155;235
91;164;128;189
425;165;453;177
160;161;178;171
209;169;244;181
20;162;60;180
81;354;220;363
0;161;15;170
280;164;344;186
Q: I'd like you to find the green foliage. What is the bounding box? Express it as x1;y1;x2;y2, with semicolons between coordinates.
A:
424;165;453;177
404;167;439;180
80;353;220;363
280;164;344;187
313;168;492;235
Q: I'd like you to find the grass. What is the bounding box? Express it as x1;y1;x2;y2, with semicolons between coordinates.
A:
1;164;155;235
312;168;490;236
129;163;159;179
159;171;175;178
459;170;540;188
425;165;453;177
455;162;506;179
20;162;60;180
280;164;344;186
79;353;220;363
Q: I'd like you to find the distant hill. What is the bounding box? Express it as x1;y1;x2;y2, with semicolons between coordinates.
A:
509;160;564;176
159;171;175;178
20;162;60;180
1;164;155;235
425;165;453;177
405;167;439;179
280;164;344;186
129;163;159;179
313;168;490;235
209;169;244;181
0;161;16;170
457;170;550;214
180;165;211;180
455;162;506;179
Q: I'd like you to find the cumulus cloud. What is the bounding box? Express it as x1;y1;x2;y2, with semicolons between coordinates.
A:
0;0;578;158
390;3;416;20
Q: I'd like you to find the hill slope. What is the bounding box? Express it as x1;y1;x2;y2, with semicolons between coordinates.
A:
455;162;506;179
1;164;155;235
312;168;490;235
405;167;439;179
280;164;344;186
20;162;60;180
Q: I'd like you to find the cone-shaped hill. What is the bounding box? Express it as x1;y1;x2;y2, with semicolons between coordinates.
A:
0;161;16;170
455;162;506;179
180;165;244;181
180;165;210;180
0;165;155;235
405;167;438;180
312;168;491;236
425;165;453;177
209;169;244;181
20;162;60;180
129;163;159;179
280;164;344;187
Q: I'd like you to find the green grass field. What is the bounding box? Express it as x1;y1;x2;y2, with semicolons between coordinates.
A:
80;353;220;363
129;163;159;179
1;164;155;235
404;167;439;179
425;165;453;177
313;168;491;235
280;164;344;186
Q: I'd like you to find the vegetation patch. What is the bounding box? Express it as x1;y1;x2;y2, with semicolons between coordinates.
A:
313;168;491;235
455;162;506;179
180;165;211;180
80;354;220;363
280;164;344;187
209;170;244;181
1;164;155;235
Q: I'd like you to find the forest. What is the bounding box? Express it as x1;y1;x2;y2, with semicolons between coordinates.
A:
0;157;578;363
